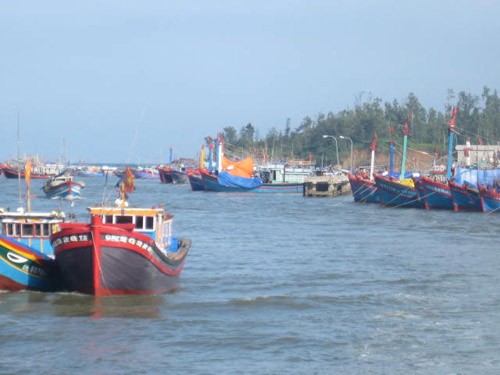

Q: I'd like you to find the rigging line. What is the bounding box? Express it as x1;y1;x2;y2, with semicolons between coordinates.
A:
381;185;421;208
127;107;146;165
485;204;500;215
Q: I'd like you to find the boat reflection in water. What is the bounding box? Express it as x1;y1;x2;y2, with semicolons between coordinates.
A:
51;293;166;319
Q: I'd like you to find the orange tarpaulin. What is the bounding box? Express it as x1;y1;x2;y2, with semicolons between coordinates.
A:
221;156;254;178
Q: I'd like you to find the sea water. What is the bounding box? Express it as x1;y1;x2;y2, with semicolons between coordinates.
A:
0;177;499;374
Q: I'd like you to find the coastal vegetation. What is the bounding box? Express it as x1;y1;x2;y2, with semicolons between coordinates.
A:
219;86;500;168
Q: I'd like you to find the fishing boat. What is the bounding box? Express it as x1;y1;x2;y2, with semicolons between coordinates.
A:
375;118;423;208
348;172;379;203
448;180;482;212
50;167;192;296
170;169;190;184
0;161;67;291
131;166;160;180
2;160;65;179
448;164;500;211
157;165;174;183
187;168;206;191
42;171;85;200
478;182;500;213
0;208;67;291
417;108;457;210
348;133;379;203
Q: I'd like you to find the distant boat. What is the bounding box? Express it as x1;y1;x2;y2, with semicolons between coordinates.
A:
131;167;160;180
157;165;174;183
42;171;85;200
187;168;206;191
170;169;189;184
1;160;65;179
50;166;192;296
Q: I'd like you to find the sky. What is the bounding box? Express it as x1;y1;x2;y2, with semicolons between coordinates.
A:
1;0;499;164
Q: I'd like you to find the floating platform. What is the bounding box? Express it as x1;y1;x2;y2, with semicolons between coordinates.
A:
304;174;351;197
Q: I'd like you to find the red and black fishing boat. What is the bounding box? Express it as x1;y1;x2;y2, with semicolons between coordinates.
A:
50;167;191;296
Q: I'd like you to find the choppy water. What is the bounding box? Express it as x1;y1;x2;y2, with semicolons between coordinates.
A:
0;177;499;375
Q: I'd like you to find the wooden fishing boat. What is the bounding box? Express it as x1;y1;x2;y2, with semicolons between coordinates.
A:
157;165;174;183
2;162;65;179
448;180;482;212
42;171;85;200
170;169;189;184
202;171;304;193
0;160;69;291
50;167;191;295
0;208;67;292
374;117;422;208
347;172;379;203
417;108;458;210
478;183;500;213
187;169;206;191
416;175;454;210
348;133;379;203
374;174;422;208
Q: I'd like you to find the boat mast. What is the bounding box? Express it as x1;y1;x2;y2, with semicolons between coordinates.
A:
17;111;23;206
369;132;377;180
446;107;457;180
399;116;410;181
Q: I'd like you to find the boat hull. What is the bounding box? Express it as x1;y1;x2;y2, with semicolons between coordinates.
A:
157;167;174;183
188;174;205;191
43;181;84;200
0;235;62;292
201;173;303;193
478;185;500;213
374;174;422;208
347;173;379;203
417;176;453;210
51;220;191;296
171;171;189;184
448;180;481;212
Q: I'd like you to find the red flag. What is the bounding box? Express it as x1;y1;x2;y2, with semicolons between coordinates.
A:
402;121;410;136
121;166;135;194
434;147;440;159
370;132;378;152
448;107;457;128
25;159;32;189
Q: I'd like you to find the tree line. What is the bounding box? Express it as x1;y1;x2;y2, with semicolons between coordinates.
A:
216;86;500;167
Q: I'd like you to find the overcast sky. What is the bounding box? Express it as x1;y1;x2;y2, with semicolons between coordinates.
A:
1;0;499;164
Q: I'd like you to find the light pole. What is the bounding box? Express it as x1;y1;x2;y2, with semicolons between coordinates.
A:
339;135;353;171
322;135;339;167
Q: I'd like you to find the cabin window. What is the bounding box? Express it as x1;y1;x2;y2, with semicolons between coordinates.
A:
115;215;133;224
135;216;144;230
22;224;34;237
35;224;42;236
42;224;50;236
104;215;113;224
15;223;21;237
145;216;154;230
